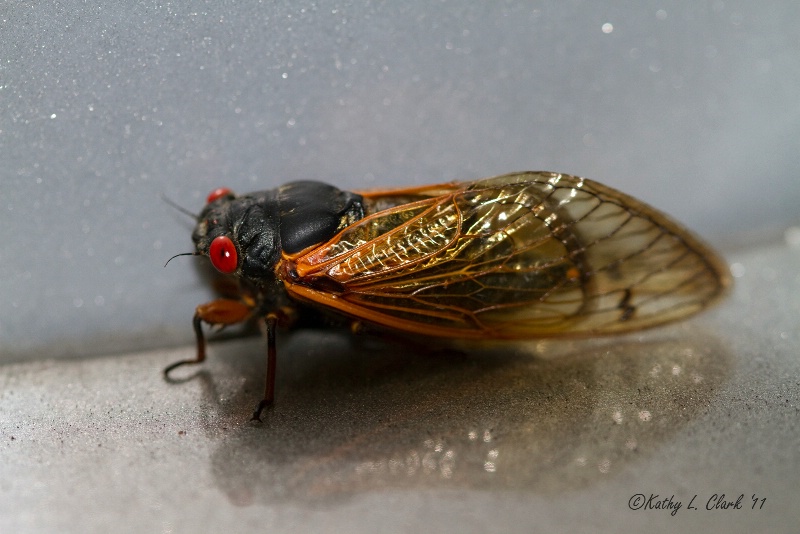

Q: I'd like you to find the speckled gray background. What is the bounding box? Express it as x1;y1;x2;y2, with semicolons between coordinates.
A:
1;2;799;533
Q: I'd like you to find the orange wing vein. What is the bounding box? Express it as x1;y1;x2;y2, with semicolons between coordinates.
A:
281;172;730;339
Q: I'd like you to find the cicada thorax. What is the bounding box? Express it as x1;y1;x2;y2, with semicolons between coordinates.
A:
275;181;366;255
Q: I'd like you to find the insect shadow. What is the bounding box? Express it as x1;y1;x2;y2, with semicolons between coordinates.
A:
176;326;732;505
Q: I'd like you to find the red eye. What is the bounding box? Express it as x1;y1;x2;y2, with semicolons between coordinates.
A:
206;187;233;204
208;235;238;273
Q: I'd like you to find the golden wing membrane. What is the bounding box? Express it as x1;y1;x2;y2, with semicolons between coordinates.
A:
282;172;730;338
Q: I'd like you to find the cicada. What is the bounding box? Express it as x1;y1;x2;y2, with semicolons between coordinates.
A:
165;172;730;420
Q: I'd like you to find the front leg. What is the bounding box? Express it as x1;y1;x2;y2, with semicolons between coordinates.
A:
164;298;254;376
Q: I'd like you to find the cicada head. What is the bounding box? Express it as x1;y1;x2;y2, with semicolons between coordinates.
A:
192;188;282;283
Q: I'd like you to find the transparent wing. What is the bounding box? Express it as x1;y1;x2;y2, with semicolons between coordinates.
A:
282;172;730;338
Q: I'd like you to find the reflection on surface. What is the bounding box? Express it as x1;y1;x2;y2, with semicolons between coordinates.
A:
190;327;731;504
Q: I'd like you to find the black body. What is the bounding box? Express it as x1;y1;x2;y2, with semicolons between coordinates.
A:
191;181;365;282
